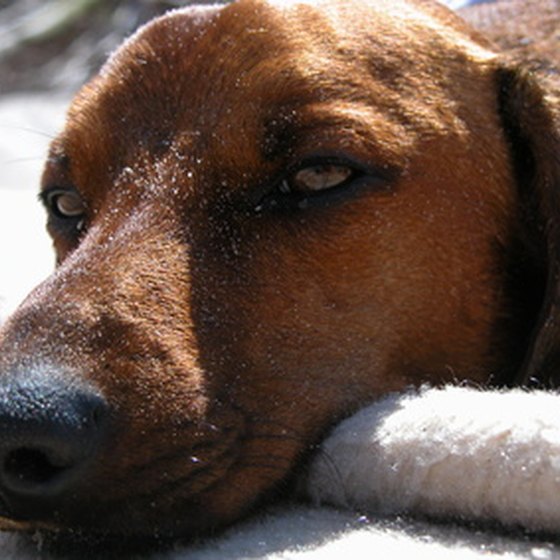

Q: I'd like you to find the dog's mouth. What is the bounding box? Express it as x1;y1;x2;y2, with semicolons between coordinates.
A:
0;454;242;550
0;400;291;548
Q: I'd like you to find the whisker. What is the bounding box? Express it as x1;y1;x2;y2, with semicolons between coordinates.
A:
0;123;57;140
2;156;46;166
245;418;307;440
248;432;302;444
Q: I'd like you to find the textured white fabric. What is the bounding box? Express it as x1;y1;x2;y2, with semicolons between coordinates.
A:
0;508;552;559
306;386;560;533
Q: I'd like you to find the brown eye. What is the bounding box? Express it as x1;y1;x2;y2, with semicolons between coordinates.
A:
255;159;376;213
281;164;354;193
45;189;86;219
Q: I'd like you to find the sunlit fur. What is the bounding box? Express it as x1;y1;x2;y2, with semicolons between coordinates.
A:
0;0;558;544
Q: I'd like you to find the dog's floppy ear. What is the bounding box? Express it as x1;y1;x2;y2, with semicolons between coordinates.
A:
498;60;560;386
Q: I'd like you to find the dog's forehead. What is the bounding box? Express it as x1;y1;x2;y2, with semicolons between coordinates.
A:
50;0;496;205
70;0;493;118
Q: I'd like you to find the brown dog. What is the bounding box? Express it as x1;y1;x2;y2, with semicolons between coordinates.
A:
0;0;558;547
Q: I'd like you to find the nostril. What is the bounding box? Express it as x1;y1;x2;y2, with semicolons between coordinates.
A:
4;448;67;490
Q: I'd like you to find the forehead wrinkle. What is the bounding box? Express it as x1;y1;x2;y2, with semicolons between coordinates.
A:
262;96;416;166
262;0;496;100
240;3;476;166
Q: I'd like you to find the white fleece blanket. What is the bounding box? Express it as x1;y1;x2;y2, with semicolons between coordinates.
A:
307;386;560;534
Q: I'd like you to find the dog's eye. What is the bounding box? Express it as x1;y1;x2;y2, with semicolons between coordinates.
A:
255;160;370;212
44;189;86;219
280;164;354;194
279;164;354;193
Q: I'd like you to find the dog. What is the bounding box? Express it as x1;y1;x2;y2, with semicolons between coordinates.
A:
0;0;558;549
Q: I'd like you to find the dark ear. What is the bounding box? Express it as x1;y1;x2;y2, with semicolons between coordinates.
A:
498;60;560;386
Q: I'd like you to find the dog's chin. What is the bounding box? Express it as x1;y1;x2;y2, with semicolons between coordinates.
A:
4;522;184;559
38;531;165;559
0;496;253;558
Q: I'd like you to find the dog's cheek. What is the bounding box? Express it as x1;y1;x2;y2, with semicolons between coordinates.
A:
182;213;387;443
204;153;514;424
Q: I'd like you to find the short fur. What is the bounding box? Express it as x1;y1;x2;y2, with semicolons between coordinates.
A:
0;0;558;546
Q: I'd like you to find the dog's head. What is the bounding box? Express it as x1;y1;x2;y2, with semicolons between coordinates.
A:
0;0;558;545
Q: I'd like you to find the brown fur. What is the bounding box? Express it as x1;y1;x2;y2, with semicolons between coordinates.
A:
0;0;558;544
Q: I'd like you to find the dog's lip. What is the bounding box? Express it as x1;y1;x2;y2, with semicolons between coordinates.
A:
0;513;28;531
0;494;17;522
0;421;247;536
0;499;52;531
0;489;61;526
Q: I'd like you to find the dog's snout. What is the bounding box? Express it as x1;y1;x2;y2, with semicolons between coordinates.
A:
0;371;109;519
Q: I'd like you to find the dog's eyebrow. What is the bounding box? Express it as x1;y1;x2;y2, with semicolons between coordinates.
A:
262;113;365;161
261;107;406;170
262;116;299;162
40;150;72;194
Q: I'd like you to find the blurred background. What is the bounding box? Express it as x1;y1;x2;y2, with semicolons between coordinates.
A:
0;0;205;319
0;0;472;319
0;0;472;94
0;0;194;94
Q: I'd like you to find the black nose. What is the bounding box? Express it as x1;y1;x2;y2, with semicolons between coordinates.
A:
0;370;109;520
